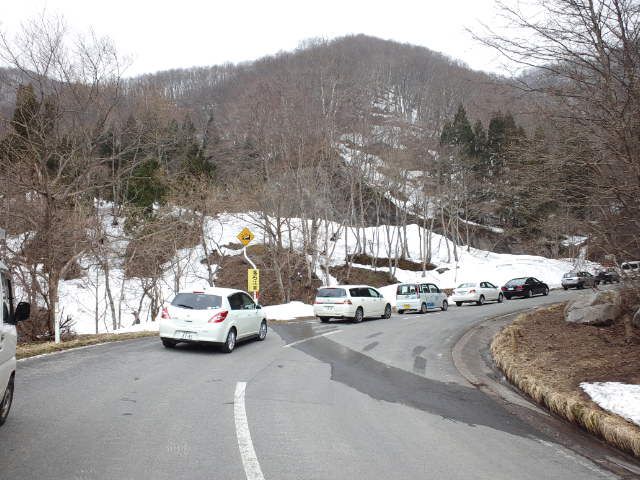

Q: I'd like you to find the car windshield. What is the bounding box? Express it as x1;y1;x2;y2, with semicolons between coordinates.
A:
171;293;222;310
457;283;475;288
397;285;417;295
563;272;576;278
506;278;526;286
317;288;347;298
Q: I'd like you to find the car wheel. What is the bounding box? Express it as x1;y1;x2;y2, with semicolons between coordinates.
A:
526;290;533;298
161;338;177;348
221;328;237;353
441;300;448;311
382;304;392;319
578;283;585;289
476;295;485;306
563;286;568;290
543;287;549;296
257;320;267;341
319;317;331;323
497;293;504;303
420;303;428;314
505;295;512;300
397;309;405;314
0;375;14;427
455;302;462;307
353;307;364;323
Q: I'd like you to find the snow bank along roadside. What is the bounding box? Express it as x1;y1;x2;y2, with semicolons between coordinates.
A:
581;382;640;428
491;305;640;458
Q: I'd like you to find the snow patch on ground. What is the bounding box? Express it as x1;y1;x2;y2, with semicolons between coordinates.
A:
581;382;640;427
262;302;314;321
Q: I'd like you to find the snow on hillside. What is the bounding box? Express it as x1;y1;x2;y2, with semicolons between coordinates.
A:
7;206;592;335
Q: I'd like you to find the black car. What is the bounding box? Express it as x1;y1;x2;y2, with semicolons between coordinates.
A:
596;268;620;284
501;277;549;299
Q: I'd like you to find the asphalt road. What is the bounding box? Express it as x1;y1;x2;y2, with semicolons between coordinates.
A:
0;289;632;479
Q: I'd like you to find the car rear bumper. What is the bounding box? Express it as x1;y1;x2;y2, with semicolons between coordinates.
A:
313;304;356;318
450;294;479;303
159;319;229;343
395;299;422;311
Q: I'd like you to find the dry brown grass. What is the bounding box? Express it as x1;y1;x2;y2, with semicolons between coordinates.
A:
491;303;640;457
17;331;158;360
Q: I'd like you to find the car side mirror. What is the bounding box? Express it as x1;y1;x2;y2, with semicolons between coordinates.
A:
14;302;30;322
256;304;262;310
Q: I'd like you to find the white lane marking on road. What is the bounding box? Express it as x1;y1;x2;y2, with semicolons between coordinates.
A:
283;329;342;348
234;382;265;480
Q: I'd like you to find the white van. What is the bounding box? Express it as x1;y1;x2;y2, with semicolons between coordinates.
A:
0;261;30;426
396;283;449;313
313;285;392;323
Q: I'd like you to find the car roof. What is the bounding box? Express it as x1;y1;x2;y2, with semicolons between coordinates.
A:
176;287;245;296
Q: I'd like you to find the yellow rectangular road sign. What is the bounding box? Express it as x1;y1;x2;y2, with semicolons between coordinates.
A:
248;269;260;292
237;227;255;247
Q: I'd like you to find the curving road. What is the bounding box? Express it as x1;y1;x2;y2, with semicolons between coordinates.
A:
0;289;636;479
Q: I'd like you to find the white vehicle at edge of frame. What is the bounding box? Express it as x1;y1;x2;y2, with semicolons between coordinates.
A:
158;287;267;353
313;285;392;323
0;260;30;427
450;281;503;306
395;282;449;314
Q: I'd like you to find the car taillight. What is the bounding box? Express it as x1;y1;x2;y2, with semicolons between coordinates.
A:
469;289;476;293
209;310;229;323
343;299;352;305
501;287;507;291
161;307;170;319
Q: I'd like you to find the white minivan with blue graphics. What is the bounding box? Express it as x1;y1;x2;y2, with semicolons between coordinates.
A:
396;283;448;314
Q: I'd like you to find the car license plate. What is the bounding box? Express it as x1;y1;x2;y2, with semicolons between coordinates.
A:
177;331;195;340
403;304;411;309
508;287;514;291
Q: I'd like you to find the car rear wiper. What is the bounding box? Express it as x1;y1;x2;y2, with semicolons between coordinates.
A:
176;304;194;309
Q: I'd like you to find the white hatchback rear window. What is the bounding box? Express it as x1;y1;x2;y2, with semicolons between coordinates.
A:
317;288;347;298
171;293;222;310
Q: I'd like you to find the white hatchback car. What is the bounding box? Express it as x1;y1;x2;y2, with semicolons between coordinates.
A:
396;283;449;313
313;285;392;323
450;281;503;306
0;262;30;426
159;287;267;353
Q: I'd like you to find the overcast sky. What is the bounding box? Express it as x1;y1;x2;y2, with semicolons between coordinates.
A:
1;0;516;77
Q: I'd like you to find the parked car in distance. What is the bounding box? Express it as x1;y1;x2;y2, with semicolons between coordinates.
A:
395;283;448;313
595;268;620;285
501;277;549;299
450;281;503;306
158;287;267;353
313;285;392;323
621;261;640;277
0;261;30;426
561;271;597;290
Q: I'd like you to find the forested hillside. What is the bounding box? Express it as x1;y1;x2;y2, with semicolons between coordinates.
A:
1;12;637;335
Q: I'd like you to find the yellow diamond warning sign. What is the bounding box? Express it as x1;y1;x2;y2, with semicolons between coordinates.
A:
237;227;255;247
248;269;260;292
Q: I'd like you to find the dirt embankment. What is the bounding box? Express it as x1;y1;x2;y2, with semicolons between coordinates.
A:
491;303;640;457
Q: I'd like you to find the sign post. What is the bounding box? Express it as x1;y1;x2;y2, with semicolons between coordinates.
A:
236;227;259;301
